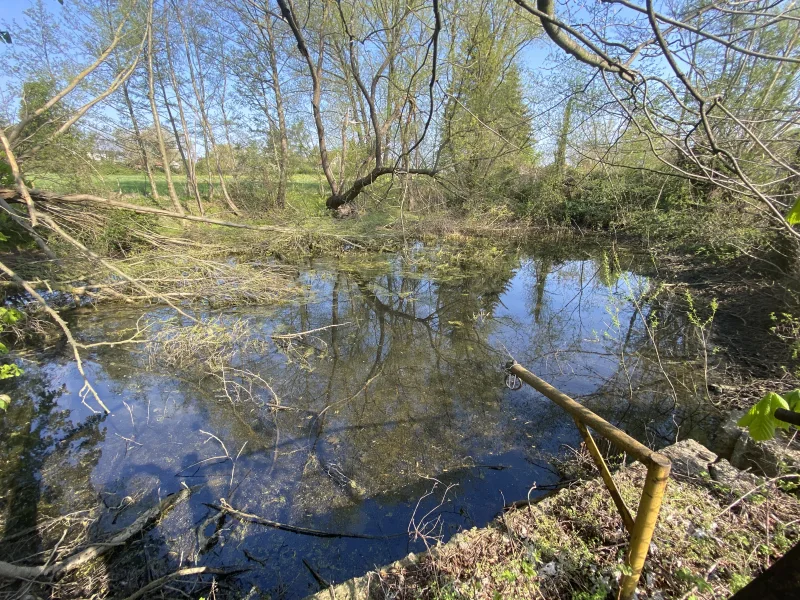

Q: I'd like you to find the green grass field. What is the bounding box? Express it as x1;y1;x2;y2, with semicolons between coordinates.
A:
102;172;324;199
29;171;330;214
25;170;417;241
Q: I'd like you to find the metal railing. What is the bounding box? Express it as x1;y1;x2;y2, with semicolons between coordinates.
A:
505;362;672;600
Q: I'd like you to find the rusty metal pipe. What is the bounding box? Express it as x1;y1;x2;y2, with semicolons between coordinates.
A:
507;362;671;600
508;363;668;467
619;459;671;599
573;417;636;534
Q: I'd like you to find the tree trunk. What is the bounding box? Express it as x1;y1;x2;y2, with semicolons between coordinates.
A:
555;97;573;178
275;0;339;197
219;45;239;192
278;0;439;210
174;2;240;215
145;15;184;216
326;166;435;209
202;126;214;200
162;21;204;215
265;15;289;209
192;40;239;215
122;81;160;201
156;60;198;213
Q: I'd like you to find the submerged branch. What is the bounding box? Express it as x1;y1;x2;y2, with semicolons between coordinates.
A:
120;566;246;600
208;499;405;539
0;488;192;580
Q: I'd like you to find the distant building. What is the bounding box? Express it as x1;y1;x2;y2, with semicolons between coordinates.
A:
88;150;125;162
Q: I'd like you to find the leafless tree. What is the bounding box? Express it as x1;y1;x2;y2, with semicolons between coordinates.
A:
229;0;292;208
145;1;184;215
275;0;442;209
172;0;242;215
513;0;800;239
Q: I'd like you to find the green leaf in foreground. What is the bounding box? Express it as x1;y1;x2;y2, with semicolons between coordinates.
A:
0;307;24;325
738;392;790;441
0;364;23;379
784;389;800;412
787;198;800;225
0;394;9;411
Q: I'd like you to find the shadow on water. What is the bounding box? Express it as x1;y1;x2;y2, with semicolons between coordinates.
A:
1;239;723;598
0;369;102;551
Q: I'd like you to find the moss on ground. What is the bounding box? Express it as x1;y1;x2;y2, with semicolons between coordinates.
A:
362;462;799;600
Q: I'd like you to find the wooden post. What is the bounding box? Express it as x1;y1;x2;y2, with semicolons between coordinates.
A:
618;455;671;600
573;418;635;533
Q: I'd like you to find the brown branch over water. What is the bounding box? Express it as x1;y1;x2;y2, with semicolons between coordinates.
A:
0;130;38;226
0;258;111;414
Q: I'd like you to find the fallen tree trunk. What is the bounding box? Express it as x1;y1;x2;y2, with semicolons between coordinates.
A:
325;167;438;209
0;188;298;234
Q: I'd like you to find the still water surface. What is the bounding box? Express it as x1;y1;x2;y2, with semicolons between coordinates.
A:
1;242;720;598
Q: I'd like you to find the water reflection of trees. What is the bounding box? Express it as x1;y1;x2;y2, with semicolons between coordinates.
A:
490;248;719;458
67;244;720;513
1;243;726;598
522;253;718;449
277;259;523;508
0;369;104;556
577;286;722;450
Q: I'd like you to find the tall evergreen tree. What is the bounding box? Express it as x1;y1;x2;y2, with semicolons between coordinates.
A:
440;1;537;200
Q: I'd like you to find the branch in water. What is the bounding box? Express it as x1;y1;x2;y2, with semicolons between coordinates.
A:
207;499;406;539
0;487;193;580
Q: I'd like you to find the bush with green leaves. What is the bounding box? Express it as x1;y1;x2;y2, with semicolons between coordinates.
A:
738;390;800;441
0;306;25;411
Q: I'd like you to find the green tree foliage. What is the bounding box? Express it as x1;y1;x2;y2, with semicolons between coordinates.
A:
17;79;68;154
15;78;93;185
440;2;537;206
0;306;25;411
0;160;12;187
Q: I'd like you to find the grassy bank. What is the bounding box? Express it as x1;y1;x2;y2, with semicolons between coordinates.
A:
309;441;799;600
29;168;780;259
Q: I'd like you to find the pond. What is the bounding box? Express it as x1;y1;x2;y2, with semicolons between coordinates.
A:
0;239;723;598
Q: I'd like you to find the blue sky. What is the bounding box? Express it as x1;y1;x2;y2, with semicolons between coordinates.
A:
2;0;38;23
1;0;562;152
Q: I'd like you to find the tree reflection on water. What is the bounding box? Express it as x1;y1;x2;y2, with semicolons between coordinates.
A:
0;242;721;598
